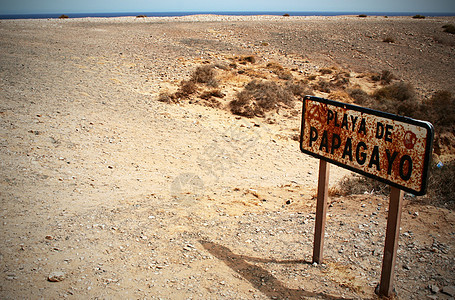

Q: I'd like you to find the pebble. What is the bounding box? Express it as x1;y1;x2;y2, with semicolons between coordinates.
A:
48;271;66;282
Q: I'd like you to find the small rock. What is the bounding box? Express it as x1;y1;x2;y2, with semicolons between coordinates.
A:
429;284;440;294
48;271;65;282
442;286;455;297
45;235;54;240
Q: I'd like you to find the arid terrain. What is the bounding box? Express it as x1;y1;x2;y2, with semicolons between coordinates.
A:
0;15;454;299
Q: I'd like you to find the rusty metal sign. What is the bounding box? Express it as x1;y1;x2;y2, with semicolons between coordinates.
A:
300;96;434;195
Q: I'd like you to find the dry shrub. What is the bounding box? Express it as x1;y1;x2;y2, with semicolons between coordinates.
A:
338;174;389;196
190;65;218;87
229;80;294;118
338;160;455;209
243;68;268;79
267;62;293;80
331;74;350;89
412;14;426;19
443;24;455;34
158;92;174;103
315;79;331;93
425;160;455;209
59;14;69;19
277;70;293;80
201;98;222;108
371;82;416;116
285;80;314;98
349;88;371;105
174;80;197;99
380;70;394;84
350;83;423;119
329;90;353;103
341;86;455;208
372;70;394;84
421;90;455;131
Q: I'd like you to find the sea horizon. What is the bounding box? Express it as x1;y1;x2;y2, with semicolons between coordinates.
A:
1;11;455;20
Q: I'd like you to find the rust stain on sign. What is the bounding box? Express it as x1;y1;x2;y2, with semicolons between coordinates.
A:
300;96;434;195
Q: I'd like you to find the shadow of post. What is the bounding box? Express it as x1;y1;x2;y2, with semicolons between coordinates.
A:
199;239;355;300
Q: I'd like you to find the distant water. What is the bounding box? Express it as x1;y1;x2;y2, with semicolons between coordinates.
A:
1;11;455;20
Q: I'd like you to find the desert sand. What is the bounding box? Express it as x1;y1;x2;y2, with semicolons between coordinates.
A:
0;15;454;299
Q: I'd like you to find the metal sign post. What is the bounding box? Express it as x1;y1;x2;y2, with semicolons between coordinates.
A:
300;96;434;297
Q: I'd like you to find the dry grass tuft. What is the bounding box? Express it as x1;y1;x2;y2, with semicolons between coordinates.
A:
190;65;218;87
229;80;294;118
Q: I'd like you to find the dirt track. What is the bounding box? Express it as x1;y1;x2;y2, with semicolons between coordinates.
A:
0;15;454;299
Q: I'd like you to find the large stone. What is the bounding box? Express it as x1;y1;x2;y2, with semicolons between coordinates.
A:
48;271;65;282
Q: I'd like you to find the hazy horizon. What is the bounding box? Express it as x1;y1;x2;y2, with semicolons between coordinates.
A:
1;0;454;15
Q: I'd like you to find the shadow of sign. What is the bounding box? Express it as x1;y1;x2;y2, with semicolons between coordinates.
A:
199;240;354;300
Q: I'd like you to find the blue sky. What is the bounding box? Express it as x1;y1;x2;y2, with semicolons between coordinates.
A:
1;0;454;14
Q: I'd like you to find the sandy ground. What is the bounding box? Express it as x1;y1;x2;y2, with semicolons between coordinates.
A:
0;15;454;299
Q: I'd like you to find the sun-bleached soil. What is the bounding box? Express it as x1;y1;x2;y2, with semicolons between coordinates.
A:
0;15;454;299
